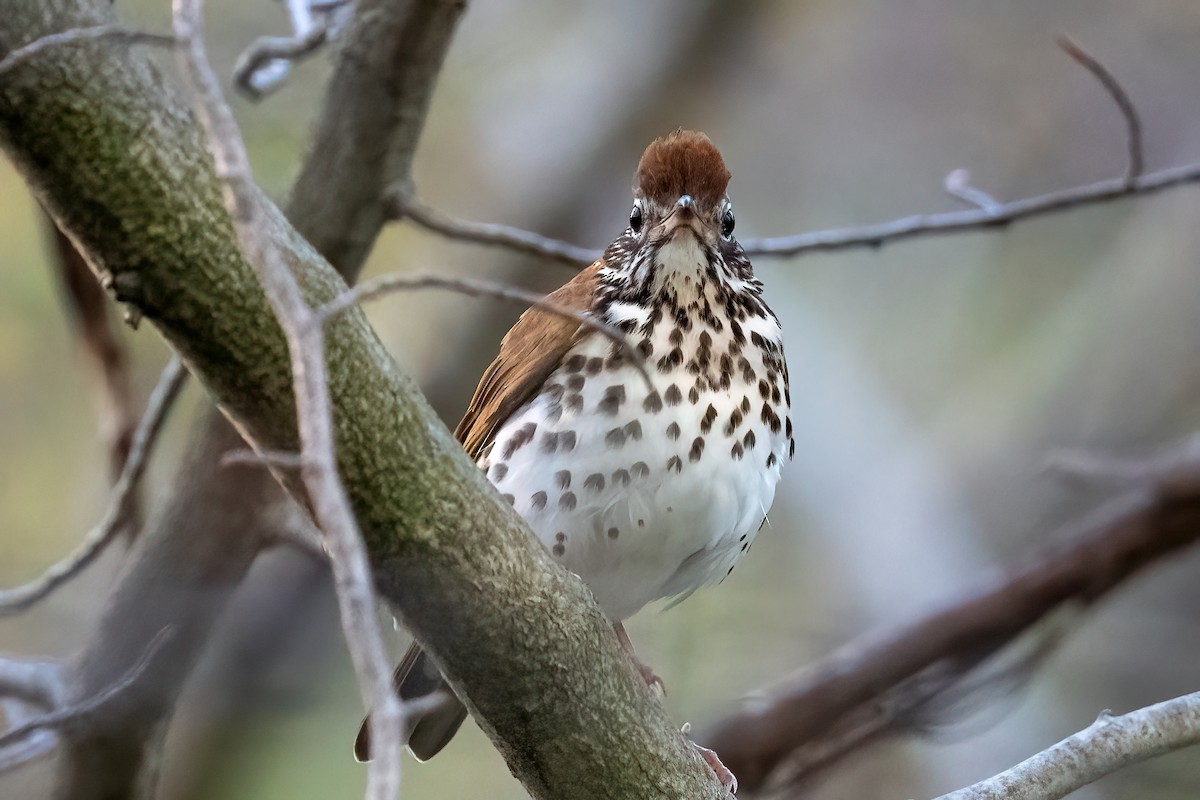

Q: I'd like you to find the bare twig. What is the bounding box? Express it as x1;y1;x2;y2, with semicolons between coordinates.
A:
395;162;1200;265
315;271;654;385
944;169;1001;213
171;4;402;800
1045;434;1200;491
934;692;1200;800
0;628;172;760
233;18;327;100
700;437;1200;793
0;357;186;615
0;25;175;77
1056;35;1143;184
0;659;64;710
391;195;601;268
219;447;306;470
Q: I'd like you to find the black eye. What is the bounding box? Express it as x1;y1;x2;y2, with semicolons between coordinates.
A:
630;204;644;233
720;208;735;238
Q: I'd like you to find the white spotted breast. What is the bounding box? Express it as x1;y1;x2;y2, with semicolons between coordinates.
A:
480;305;790;622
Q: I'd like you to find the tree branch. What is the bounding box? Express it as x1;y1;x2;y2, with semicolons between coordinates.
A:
0;2;723;797
316;271;653;385
0;357;186;615
171;1;403;797
934;692;1200;800
700;437;1200;793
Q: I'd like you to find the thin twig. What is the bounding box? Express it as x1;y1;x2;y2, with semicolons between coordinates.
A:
171;4;402;800
0;358;187;615
0;627;172;755
315;272;654;386
392;195;601;268
0;659;64;710
396;162;1200;265
934;692;1200;800
220;447;306;470
233;21;328;100
944;169;1001;213
1057;34;1144;184
0;25;176;77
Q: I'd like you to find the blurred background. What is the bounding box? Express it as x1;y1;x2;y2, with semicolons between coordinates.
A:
3;0;1200;797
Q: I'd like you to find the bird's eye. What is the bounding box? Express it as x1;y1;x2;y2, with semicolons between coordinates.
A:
630;203;644;233
720;208;736;239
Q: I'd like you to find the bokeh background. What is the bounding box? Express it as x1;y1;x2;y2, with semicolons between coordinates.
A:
3;1;1200;798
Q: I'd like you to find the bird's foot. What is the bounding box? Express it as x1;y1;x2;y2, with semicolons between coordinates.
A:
613;622;666;696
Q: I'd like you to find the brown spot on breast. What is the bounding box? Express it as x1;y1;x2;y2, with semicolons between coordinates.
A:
490;463;508;481
643;390;663;413
565;354;586;373
624;420;643;440
584;473;605;492
560;430;577;451
701;404;718;433
607;527;620;540
665;384;683;406
666;421;681;440
689;437;705;462
667;455;683;473
585;357;604;375
559;492;577;511
502;422;537;459
631;461;650;478
599;385;626;415
612;468;631;486
531;491;548;510
555;470;571;489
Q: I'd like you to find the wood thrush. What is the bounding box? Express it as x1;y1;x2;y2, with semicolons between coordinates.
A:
356;131;792;780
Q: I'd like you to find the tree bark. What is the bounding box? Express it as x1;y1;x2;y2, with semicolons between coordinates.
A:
0;2;725;797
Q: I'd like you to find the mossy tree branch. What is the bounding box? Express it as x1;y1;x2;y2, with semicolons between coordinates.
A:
0;1;725;797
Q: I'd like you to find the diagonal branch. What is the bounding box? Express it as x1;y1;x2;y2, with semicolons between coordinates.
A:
0;628;172;763
934;692;1200;800
171;2;402;799
316;271;653;385
0;24;175;76
700;436;1200;793
0;357;186;615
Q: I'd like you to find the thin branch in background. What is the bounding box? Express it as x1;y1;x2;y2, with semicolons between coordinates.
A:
700;434;1200;793
934;691;1200;800
943;169;1001;213
391;38;1194;264
171;3;403;800
43;211;139;501
0;25;176;77
1044;434;1200;491
316;271;654;385
390;194;600;269
233;0;355;99
0;659;64;710
0;357;187;616
219;447;306;471
0;628;173;763
1056;34;1144;184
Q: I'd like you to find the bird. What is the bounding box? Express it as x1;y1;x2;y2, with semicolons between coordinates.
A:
355;130;792;782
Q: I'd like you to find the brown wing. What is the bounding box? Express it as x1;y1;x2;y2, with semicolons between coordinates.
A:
455;260;603;460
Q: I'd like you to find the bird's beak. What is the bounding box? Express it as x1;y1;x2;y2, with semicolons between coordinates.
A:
661;194;706;237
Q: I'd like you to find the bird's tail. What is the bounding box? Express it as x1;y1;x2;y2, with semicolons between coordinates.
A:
353;643;468;763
